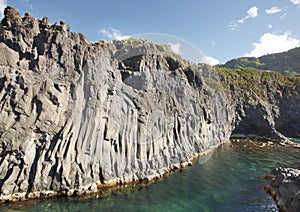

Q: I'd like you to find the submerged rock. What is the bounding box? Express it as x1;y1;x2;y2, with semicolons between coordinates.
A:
0;6;299;202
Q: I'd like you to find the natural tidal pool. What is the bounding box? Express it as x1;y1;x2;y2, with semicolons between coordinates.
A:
2;140;300;212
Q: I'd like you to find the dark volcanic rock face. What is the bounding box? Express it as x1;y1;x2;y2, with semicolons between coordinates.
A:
0;7;299;201
265;167;300;212
218;68;300;141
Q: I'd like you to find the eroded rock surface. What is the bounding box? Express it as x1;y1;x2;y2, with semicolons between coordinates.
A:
265;167;300;212
0;6;299;201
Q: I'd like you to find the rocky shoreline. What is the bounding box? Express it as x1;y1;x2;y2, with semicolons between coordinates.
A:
1;138;299;205
265;167;300;212
1;6;300;207
0;140;228;202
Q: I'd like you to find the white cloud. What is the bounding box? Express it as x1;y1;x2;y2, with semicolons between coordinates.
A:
247;6;259;18
238;6;259;24
200;56;220;66
291;0;300;5
21;0;33;9
268;24;273;29
245;32;300;57
0;0;7;18
265;7;282;14
100;27;130;40
168;42;181;54
229;6;258;30
280;13;287;19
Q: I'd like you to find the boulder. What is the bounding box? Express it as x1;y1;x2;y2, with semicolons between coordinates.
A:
265;167;300;212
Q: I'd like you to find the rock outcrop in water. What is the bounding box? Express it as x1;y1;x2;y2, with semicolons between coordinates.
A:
265;167;300;212
0;7;300;202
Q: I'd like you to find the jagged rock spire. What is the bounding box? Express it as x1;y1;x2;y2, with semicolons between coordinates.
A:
1;6;22;27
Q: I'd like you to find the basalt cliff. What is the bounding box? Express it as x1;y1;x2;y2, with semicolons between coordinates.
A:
0;7;300;202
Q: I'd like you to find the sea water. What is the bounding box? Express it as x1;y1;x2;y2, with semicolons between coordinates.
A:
2;140;300;212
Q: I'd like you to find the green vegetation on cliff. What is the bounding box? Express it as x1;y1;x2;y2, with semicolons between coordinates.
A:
218;47;300;76
215;67;300;102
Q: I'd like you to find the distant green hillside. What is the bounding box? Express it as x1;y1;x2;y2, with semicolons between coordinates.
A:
217;47;300;76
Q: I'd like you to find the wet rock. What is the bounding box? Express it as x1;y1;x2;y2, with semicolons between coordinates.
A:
265;167;300;212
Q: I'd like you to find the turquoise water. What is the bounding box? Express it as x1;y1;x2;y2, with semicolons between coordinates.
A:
2;140;300;212
289;138;300;144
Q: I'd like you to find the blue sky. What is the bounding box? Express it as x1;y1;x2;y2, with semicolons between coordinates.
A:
1;0;300;64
